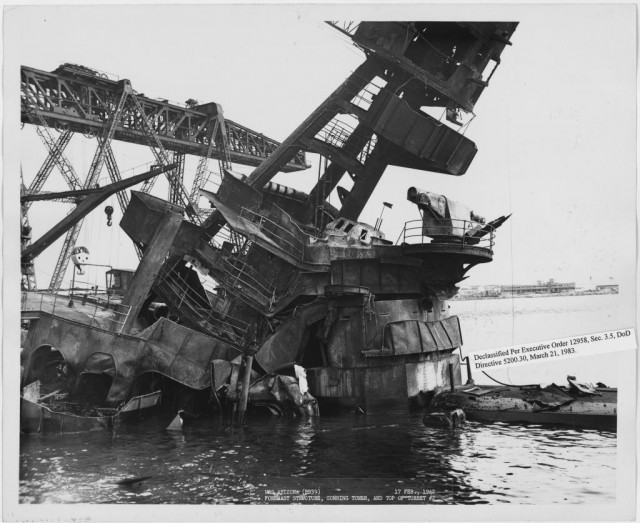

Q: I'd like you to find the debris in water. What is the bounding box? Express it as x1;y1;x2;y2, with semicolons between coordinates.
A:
115;475;153;486
166;411;184;431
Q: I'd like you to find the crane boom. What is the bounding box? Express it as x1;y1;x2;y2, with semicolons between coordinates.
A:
21;64;308;172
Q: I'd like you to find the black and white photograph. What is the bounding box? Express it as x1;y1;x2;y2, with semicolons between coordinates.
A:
3;3;637;521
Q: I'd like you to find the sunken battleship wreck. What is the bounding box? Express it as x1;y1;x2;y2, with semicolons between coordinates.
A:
20;22;528;432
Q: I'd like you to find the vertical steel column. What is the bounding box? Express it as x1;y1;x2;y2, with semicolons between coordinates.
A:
22;88;82;191
245;60;377;189
120;209;184;333
216;108;232;173
129;94;200;223
104;144;129;213
235;354;254;427
306;123;375;228
25;130;75;210
169;152;185;206
337;145;389;221
21;174;37;290
191;117;219;203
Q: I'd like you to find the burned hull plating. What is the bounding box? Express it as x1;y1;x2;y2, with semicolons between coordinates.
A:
20;391;162;434
429;385;617;431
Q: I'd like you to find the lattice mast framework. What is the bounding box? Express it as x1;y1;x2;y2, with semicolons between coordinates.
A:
200;21;517;240
255;21;517;222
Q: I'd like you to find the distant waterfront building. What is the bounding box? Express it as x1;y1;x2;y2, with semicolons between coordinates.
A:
500;279;575;295
595;284;619;294
480;285;502;297
456;284;501;298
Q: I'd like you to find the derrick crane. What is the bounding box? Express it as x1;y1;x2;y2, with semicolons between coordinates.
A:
20;63;308;290
189;103;233;211
21;165;175;262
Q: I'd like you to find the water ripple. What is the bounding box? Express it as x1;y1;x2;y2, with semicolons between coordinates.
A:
20;412;616;505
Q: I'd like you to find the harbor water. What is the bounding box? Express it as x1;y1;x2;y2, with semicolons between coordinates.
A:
19;295;620;504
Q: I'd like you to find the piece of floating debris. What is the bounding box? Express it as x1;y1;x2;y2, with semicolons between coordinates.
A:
430;377;617;431
423;409;466;428
166;410;184;431
115;475;153;486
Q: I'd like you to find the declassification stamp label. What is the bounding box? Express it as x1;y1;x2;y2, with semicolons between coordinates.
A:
467;328;637;371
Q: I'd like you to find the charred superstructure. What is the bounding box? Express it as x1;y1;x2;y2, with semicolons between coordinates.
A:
21;22;518;421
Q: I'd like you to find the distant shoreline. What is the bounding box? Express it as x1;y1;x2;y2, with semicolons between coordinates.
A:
453;290;619;301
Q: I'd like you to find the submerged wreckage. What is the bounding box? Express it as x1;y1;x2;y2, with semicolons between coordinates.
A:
21;21;612;433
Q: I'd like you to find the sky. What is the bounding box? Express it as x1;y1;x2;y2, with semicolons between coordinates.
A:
4;4;636;298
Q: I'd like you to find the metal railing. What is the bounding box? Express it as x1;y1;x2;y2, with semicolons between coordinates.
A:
157;264;250;340
222;257;276;306
239;207;306;260
357;134;378;164
214;224;234;246
21;291;131;334
326;21;360;37
397;219;495;251
350;76;387;112
215;255;302;314
315;117;359;150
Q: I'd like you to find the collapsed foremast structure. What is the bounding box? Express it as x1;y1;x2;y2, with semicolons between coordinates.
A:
21;22;518;424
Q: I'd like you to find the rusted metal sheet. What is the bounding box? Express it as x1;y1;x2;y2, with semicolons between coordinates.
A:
21;310;235;405
364;364;407;400
406;356;461;397
306;367;357;399
201;188;309;264
367;91;477;175
381;316;462;356
120;191;184;246
255;300;328;373
120;191;203;256
121;206;184;333
20;391;161;434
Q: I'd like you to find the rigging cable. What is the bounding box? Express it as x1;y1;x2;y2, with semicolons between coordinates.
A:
507;127;516;385
482;371;535;388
